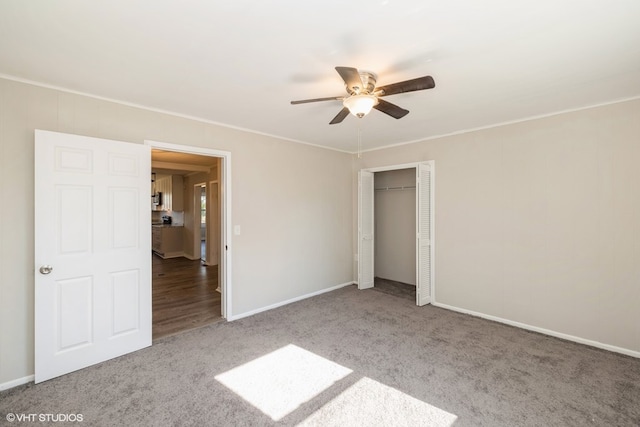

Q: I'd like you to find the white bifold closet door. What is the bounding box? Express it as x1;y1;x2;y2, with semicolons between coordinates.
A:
358;170;375;289
416;162;434;306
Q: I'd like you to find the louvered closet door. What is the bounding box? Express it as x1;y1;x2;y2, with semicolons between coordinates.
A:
358;170;375;289
416;162;434;306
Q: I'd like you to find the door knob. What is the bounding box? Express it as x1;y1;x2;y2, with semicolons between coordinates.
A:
39;265;53;275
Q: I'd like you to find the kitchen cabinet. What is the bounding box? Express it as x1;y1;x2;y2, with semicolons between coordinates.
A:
152;225;184;258
152;226;161;252
154;174;184;211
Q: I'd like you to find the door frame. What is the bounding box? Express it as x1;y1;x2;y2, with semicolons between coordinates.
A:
146;140;232;319
193;182;207;262
358;161;435;304
208;180;219;269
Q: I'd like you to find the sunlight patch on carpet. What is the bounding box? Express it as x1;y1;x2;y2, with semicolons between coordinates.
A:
215;344;352;421
299;377;458;426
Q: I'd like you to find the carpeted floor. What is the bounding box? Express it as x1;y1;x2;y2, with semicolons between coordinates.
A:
1;284;639;426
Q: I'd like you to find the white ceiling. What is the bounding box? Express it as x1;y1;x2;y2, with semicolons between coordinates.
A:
1;1;639;153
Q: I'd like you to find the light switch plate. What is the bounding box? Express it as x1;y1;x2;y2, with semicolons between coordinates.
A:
233;225;241;235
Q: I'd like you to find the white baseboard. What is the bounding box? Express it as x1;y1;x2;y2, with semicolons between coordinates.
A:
0;375;34;391
183;253;218;266
228;282;355;321
162;251;185;259
431;301;640;359
201;261;218;266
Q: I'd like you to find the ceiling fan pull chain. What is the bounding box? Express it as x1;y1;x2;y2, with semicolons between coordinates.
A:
357;126;362;159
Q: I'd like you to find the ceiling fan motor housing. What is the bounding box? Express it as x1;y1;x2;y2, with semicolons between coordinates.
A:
346;71;377;95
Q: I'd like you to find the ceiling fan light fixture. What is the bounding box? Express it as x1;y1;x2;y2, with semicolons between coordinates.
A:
343;94;378;118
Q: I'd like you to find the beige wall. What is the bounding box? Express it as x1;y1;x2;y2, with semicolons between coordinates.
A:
0;78;353;385
354;98;640;354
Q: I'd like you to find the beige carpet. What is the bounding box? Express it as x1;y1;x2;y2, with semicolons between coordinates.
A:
1;284;639;426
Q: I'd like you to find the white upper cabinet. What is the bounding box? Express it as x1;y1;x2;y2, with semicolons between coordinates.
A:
154;174;184;211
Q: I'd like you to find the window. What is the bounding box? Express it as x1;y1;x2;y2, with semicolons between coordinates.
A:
200;186;206;224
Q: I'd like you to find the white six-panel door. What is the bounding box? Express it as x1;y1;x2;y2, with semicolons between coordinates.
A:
35;130;151;383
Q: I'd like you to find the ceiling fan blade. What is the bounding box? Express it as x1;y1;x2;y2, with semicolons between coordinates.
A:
335;66;364;93
329;107;350;125
374;99;409;119
376;76;435;97
291;96;343;105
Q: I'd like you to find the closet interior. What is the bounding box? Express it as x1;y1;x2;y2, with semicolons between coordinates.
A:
374;168;417;299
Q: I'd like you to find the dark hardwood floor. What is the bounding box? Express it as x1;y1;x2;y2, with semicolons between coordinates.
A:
152;254;222;340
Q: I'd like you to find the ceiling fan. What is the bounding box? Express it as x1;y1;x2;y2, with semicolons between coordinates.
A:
291;66;435;124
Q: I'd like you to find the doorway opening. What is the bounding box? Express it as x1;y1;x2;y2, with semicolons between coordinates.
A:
358;161;434;306
146;140;231;340
197;183;207;262
372;168;417;302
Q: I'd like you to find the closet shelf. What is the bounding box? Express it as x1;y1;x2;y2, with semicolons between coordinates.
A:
374;185;416;191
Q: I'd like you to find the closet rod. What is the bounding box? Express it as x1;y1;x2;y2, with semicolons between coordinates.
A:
374;185;416;191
